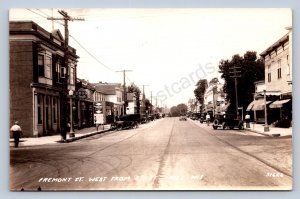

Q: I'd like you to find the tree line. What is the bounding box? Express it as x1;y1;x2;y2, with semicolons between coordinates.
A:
194;51;265;114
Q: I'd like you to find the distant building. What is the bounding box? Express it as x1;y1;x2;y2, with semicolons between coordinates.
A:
203;78;226;116
10;21;79;137
126;93;136;114
92;82;124;123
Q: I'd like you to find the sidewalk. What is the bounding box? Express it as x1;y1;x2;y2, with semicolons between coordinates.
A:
245;122;292;137
10;124;111;147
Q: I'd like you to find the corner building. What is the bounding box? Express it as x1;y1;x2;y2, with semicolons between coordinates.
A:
10;21;79;137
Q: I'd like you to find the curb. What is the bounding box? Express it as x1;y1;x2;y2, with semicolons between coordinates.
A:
65;129;112;142
244;128;281;137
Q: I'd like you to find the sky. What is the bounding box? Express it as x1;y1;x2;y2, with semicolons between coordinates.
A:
9;8;291;107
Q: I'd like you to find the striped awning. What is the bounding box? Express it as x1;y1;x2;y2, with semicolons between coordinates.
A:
269;99;291;108
247;99;271;111
246;100;256;111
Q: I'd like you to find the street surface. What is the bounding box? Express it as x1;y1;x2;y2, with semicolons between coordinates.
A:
10;117;292;190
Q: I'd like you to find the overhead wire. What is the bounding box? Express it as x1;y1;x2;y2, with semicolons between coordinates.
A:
69;34;115;73
25;9;136;86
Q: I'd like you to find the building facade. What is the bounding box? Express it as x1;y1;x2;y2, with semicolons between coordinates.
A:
260;28;292;96
92;82;124;124
247;27;293;126
10;21;79;137
203;78;226;116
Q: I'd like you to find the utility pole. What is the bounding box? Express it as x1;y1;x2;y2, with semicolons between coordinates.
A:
116;69;132;115
139;85;148;115
229;65;241;119
47;10;84;139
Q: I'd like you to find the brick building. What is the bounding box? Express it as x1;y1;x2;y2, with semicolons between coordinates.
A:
10;21;79;137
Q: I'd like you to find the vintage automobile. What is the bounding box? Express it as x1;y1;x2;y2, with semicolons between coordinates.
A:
110;114;140;130
212;114;244;130
190;113;202;120
199;113;206;123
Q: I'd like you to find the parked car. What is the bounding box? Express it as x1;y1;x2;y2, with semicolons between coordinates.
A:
199;113;206;123
190;113;201;120
212;114;244;130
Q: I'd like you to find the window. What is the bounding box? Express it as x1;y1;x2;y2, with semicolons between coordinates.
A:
38;54;45;76
287;55;290;75
277;59;282;79
60;67;66;78
268;65;271;82
38;52;52;79
45;55;52;78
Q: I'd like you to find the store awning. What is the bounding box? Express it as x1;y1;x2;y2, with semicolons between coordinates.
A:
246;100;257;111
247;99;271;111
252;99;272;111
269;99;291;109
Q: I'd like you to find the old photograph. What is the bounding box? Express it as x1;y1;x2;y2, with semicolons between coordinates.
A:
9;8;292;190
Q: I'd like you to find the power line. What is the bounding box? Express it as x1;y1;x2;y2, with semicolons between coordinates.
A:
125;74;132;85
35;9;64;26
26;9;48;19
69;35;115;73
36;9;50;17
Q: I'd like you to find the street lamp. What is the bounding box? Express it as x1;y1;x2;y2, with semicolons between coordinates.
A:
262;85;269;132
69;90;75;137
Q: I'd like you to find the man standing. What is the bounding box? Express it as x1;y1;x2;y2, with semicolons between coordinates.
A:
245;112;251;128
206;113;211;126
10;121;22;147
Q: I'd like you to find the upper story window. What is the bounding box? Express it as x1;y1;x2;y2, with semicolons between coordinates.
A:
277;59;282;79
38;54;45;76
38;51;52;79
268;65;271;82
56;63;61;83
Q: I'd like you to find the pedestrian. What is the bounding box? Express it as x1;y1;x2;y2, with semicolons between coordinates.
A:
245;112;250;128
206;114;211;126
10;121;22;148
95;116;101;131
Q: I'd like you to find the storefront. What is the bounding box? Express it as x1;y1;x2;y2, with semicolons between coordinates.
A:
94;101;115;124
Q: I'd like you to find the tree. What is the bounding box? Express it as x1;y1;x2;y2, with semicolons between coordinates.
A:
219;51;264;114
144;99;152;113
170;103;188;117
170;106;180;117
194;79;208;112
127;83;141;114
177;103;188;115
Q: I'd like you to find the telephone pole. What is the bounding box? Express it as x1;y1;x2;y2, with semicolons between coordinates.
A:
229;65;241;119
139;85;148;114
47;10;84;139
116;69;132;115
